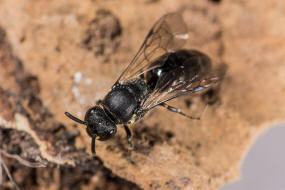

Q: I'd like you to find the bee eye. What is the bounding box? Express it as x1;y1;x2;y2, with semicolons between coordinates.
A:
109;129;114;134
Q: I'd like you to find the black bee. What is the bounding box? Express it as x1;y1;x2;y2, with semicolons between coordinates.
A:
65;12;220;157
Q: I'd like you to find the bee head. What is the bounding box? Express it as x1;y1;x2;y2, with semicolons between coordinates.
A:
65;106;117;141
84;106;117;141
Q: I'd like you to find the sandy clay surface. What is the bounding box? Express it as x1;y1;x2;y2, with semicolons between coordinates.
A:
0;0;285;189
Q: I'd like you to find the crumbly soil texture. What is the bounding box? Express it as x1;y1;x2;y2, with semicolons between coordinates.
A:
0;0;285;190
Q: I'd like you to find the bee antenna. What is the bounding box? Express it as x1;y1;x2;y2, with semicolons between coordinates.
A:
65;112;87;125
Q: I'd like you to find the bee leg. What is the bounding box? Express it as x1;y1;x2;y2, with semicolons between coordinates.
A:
91;136;96;158
123;125;134;163
159;103;201;120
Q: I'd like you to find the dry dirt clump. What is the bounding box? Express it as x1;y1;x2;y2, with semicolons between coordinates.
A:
82;9;122;61
1;0;285;190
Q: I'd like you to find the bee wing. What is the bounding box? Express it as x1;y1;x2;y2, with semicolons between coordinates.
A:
116;12;188;84
140;53;221;111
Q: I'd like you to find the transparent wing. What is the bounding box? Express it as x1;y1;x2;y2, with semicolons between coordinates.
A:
115;12;221;113
116;12;189;84
140;50;221;111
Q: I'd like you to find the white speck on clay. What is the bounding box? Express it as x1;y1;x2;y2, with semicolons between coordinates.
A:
79;98;86;105
74;71;83;84
85;78;93;85
72;86;80;98
76;112;82;118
